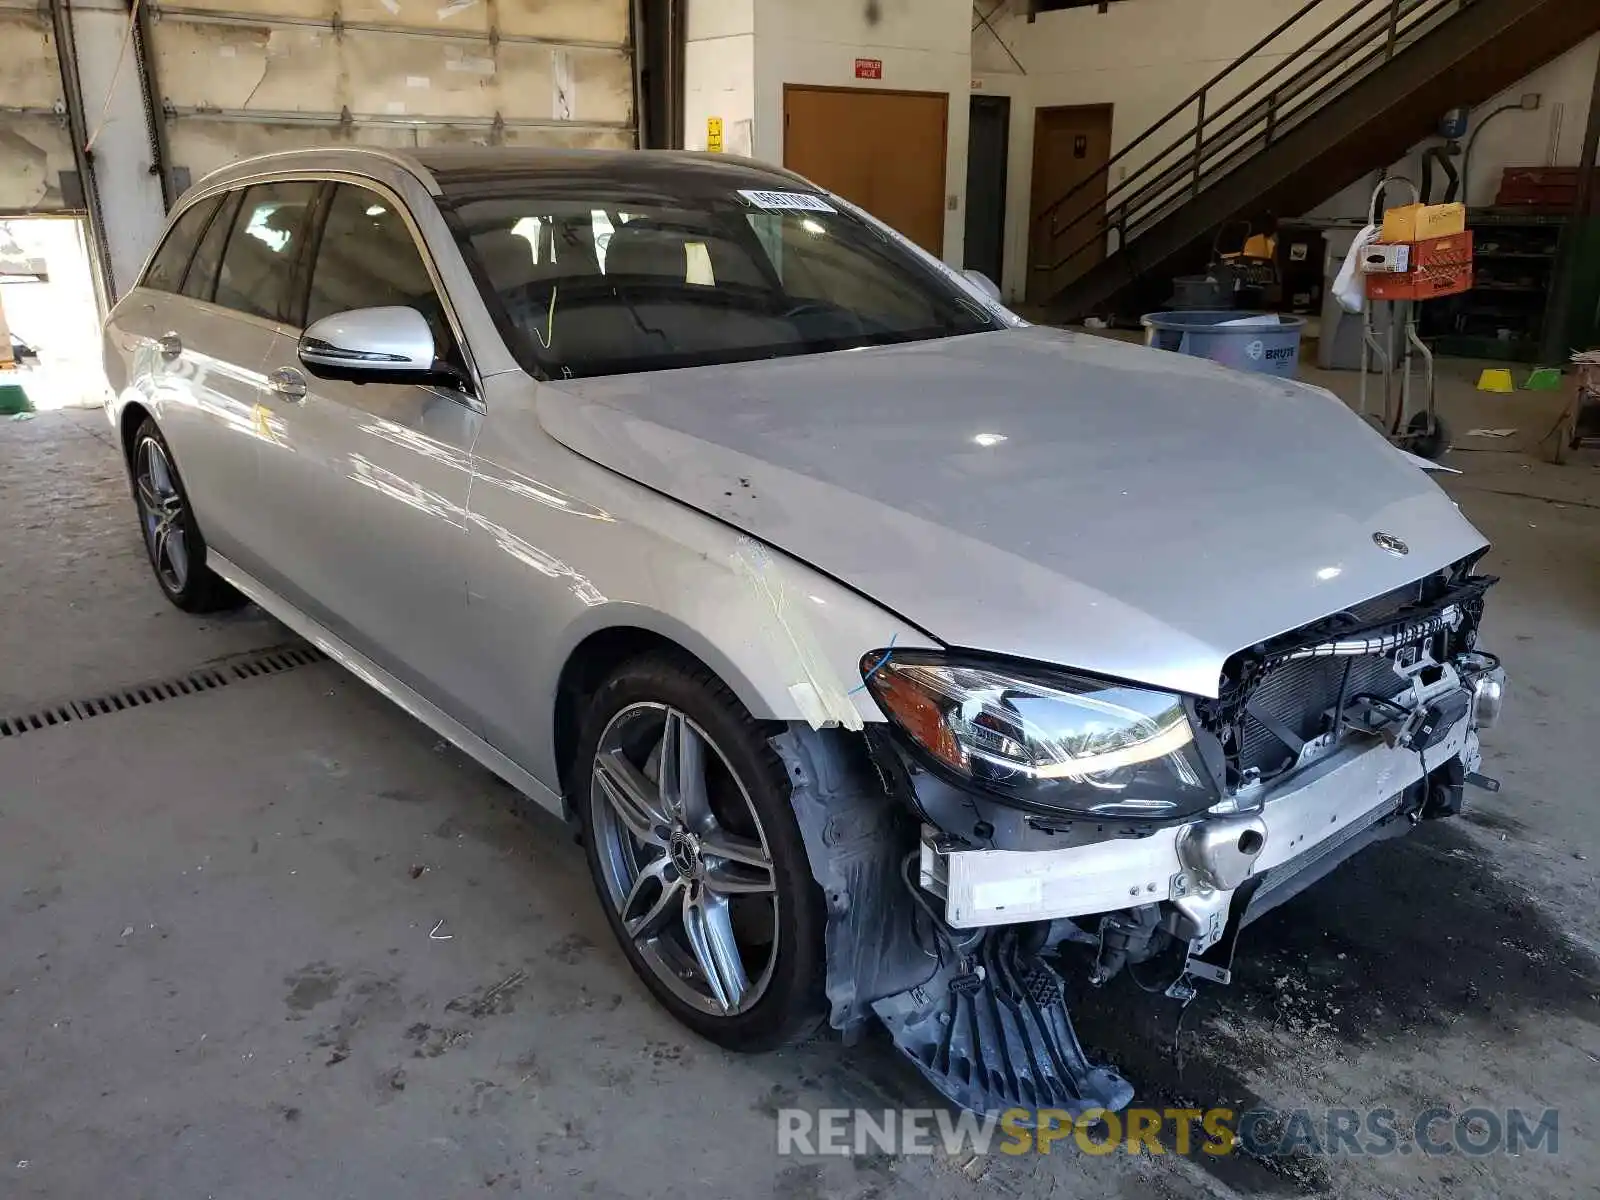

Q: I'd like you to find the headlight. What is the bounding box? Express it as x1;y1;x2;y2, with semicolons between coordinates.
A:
861;652;1217;820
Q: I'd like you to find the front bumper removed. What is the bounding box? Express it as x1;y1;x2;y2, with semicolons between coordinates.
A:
923;711;1476;935
778;649;1503;1122
869;684;1498;1119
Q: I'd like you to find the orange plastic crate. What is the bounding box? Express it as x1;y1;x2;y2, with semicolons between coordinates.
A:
1365;231;1474;302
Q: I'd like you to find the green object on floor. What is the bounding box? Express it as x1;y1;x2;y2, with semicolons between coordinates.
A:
0;382;32;415
1523;368;1563;391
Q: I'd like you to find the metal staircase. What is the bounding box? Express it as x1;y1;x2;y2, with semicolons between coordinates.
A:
1033;0;1600;320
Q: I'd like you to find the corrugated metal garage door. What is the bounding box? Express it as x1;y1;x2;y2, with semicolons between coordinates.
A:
0;4;73;212
150;0;636;186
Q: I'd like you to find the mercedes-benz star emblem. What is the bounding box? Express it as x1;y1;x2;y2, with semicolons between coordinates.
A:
1372;531;1409;557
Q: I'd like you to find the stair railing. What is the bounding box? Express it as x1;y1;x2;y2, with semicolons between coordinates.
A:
1031;0;1464;285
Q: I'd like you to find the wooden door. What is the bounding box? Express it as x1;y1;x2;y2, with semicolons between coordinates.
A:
784;85;948;255
1027;105;1113;305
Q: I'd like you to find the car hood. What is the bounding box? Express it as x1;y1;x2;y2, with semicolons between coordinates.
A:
537;327;1487;698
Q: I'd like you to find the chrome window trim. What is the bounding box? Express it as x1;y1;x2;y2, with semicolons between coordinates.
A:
191;148;443;197
138;167;486;414
126;289;289;339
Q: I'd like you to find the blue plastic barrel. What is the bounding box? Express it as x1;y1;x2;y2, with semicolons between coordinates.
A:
1140;310;1307;379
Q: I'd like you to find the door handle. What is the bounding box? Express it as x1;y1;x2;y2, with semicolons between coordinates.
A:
268;366;308;401
157;332;183;360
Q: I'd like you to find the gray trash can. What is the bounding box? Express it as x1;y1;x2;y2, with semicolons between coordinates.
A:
1318;228;1393;372
1141;310;1307;379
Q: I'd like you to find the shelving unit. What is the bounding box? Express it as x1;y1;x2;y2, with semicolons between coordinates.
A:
1421;209;1568;362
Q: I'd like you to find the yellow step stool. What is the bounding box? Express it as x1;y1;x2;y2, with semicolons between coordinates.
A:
1476;369;1516;394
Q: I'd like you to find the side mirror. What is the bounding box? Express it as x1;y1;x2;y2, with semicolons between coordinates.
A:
961;269;1002;302
298;306;463;388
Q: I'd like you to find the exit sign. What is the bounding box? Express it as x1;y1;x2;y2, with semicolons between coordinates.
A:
854;58;883;80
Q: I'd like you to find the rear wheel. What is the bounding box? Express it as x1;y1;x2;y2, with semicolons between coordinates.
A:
573;652;827;1051
131;418;243;613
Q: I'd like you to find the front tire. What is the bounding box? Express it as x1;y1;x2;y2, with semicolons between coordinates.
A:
130;418;243;613
573;652;827;1051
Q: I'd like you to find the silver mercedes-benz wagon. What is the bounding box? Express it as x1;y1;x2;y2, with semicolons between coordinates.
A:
104;146;1506;1116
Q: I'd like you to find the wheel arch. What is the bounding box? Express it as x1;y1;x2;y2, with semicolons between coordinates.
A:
118;399;154;468
550;618;777;799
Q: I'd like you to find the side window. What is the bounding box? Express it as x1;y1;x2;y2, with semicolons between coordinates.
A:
181;190;242;302
141;196;223;293
213;181;319;322
307;184;456;360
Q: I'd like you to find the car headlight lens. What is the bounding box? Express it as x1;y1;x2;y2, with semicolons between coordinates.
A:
861;653;1217;819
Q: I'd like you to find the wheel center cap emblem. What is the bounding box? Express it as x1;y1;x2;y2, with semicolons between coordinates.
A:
669;829;702;878
1372;531;1409;557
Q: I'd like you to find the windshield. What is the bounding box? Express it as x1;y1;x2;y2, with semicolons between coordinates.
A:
447;186;1005;379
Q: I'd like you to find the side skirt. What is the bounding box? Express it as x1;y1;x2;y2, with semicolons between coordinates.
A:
209;554;565;818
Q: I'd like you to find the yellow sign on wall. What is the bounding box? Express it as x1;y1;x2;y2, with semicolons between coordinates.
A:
707;116;724;153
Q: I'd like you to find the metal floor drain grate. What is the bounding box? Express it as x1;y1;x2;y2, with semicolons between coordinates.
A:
0;644;327;739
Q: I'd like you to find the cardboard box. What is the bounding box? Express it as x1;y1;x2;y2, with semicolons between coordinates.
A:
1380;202;1467;244
1360;243;1411;274
1365;231;1474;302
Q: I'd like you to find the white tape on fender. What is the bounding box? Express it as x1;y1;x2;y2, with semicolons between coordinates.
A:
729;536;863;732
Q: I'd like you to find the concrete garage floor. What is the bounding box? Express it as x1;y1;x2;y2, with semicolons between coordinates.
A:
1;363;1596;1199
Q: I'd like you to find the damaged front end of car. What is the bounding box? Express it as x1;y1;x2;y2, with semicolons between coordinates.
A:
772;553;1506;1120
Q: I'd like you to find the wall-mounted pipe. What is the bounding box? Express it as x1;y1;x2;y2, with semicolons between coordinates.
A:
1461;98;1538;206
165;106;633;133
149;7;630;51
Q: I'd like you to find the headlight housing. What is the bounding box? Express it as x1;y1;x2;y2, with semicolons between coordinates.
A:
861;652;1217;820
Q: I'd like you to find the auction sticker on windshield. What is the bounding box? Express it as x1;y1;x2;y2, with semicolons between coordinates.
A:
738;189;837;212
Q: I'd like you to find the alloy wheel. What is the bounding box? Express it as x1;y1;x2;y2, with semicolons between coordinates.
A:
135;437;190;593
589;702;780;1017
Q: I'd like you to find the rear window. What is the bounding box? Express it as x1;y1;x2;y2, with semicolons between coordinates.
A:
141;195;223;293
449;186;1003;379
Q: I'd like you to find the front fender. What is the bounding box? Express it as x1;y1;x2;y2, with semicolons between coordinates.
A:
531;533;933;733
464;405;938;791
